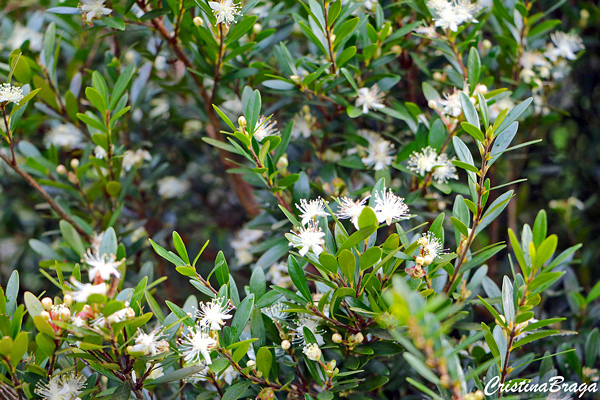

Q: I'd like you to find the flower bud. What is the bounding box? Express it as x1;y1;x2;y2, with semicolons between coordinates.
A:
238;116;247;128
482;39;492;50
433;71;444;81
332;333;343;343
253;23;262;35
63;294;73;306
56;165;67;175
303;343;322;361
474;390;484;400
247;360;256;368
290;75;301;85
355;332;364;343
281;340;291;350
60;307;71;321
42;297;53;310
470;97;476;105
193;16;203;27
70;159;80;169
415;256;425;265
428;99;438;109
423;254;434;265
40;311;50;320
391;45;402;55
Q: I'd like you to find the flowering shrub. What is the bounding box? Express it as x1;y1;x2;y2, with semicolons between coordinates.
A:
0;0;597;399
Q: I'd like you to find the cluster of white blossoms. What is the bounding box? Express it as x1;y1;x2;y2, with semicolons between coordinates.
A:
7;24;43;52
291;105;316;139
296;198;329;225
122;149;152;171
406;232;445;278
180;298;234;365
130;328;170;356
359;131;396;171
427;0;481;32
157;176;191;199
231;228;263;265
373;189;410;225
0;83;24;105
78;0;112;22
295;314;324;344
336;196;368;230
355;84;385;114
209;0;241;27
44;123;84;149
35;371;86;400
83;246;124;283
408;146;458;184
253;115;279;142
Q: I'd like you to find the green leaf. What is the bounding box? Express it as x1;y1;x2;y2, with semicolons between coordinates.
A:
533;235;557;270
172;231;190;265
10;331;28;368
230;294;254;342
338;249;356;285
102;17;126;31
532;210;547;248
109;63;135;110
222;381;252;400
360;247;382;271
358;206;377;229
148;365;207;384
467;47;481;89
459;92;479;128
513;330;560;349
461;122;485;142
452;160;479;174
60;220;85;256
288;256;311;301
502;276;515;323
256;347;273;380
337;226;377;254
24;292;44;318
86;87;107;114
481;322;500;360
6;271;19;316
249;267;266;299
403;353;440;384
450;217;469;237
495;98;532;136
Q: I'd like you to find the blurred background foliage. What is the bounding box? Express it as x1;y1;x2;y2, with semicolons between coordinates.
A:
0;0;597;305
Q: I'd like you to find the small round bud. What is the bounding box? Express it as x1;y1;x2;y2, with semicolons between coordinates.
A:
474;390;484;400
482;39;492;50
391;45;403;54
40;311;50;320
238;116;247;128
126;345;134;354
332;333;343;343
276;154;288;169
423;254;434;265
63;294;73;306
42;297;53;310
60;307;71;321
355;332;364;344
193;16;203;27
470;97;476;105
329;33;336;43
433;72;444;81
415;256;425;265
253;23;262;35
475;84;487;95
70;159;80;169
290;75;302;85
281;340;291;350
247;360;256;368
428;99;438;109
56;165;67;175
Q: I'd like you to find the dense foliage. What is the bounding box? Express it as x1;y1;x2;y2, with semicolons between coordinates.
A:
0;0;598;399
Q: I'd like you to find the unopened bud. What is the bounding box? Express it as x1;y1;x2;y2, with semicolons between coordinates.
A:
60;307;71;321
247;360;256;368
355;332;364;343
391;45;402;55
482;39;492;50
238;116;247;128
290;75;301;85
415;256;425;265
56;165;67;174
281;340;291;350
423;254;434;265
40;311;50;320
475;84;487;95
474;390;484;400
332;333;343;343
428;99;438;109
433;71;444;81
253;23;262;35
42;297;53;310
193;16;203;27
470;97;476;105
63;294;73;306
70;159;79;169
329;33;336;43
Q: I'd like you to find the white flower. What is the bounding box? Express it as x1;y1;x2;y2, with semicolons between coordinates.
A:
69;279;107;302
287;222;326;257
106;306;135;324
44;124;84;149
356;85;385;114
78;0;112;22
303;343;322;361
83;248;123;282
94;145;107;159
488;96;515;121
221;365;239;385
295;314;323;344
545;32;584;61
147;364;164;380
373;189;409;226
336;196;368;230
157;176;191;198
436;90;463;117
428;0;480;32
431;153;458;184
417;232;445;260
519;51;549;83
266;262;293;288
291;107;315;139
180;328;217;365
231;228;263;265
208;0;241;27
253;115;279;142
35;372;86;400
0;83;23;105
8;24;43;52
362;138;395;170
132;329;169;356
414;23;437;38
196;298;235;331
296;198;329;225
408;146;439;175
122;149;151;171
262;302;287;320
